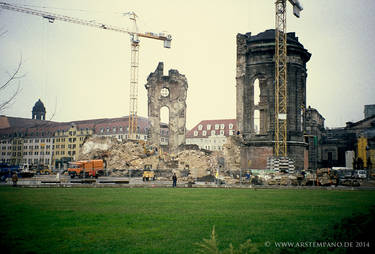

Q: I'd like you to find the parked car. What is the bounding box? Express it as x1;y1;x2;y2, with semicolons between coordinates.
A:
354;170;367;179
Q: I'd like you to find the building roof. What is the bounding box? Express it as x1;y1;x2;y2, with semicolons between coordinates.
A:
0;115;51;130
186;119;237;138
345;115;375;130
0;115;153;138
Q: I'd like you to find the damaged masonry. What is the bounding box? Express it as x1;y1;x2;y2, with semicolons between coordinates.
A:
145;62;188;154
78;63;243;181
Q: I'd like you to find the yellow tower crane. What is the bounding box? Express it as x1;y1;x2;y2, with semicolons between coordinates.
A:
274;0;303;157
0;2;172;140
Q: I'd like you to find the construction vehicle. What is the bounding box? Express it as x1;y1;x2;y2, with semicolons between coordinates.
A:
142;164;155;181
34;165;52;175
139;140;156;157
68;160;105;179
0;2;172;140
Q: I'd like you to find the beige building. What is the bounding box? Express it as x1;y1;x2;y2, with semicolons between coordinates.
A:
186;119;237;151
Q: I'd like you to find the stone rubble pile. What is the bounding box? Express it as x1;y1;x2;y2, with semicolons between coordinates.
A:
78;136;236;178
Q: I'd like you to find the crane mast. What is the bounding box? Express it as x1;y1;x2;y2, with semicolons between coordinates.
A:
0;2;171;140
274;0;302;158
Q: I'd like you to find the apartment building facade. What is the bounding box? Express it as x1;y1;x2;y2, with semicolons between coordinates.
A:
186;119;238;151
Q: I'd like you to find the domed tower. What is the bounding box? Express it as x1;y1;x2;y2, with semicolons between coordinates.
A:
236;29;311;170
32;99;46;120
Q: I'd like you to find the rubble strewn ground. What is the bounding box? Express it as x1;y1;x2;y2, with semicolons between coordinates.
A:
78;136;239;178
77;136;367;187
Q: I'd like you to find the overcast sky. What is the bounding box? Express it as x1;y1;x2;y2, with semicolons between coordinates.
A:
0;0;374;129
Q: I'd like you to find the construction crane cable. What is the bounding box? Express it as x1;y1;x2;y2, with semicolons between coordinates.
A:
19;3;123;15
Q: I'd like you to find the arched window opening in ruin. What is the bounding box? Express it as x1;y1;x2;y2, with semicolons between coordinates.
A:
254;109;260;134
160;106;169;145
253;78;261;134
254;78;260;105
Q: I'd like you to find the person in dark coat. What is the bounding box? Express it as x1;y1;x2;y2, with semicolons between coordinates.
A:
12;172;18;187
172;173;177;187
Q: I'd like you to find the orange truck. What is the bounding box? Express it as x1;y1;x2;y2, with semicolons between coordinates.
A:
68;160;105;179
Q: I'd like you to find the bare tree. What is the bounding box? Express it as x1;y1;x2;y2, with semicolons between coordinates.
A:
0;58;24;112
0;29;24;112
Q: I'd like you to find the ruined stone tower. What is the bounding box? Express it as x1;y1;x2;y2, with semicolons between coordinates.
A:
236;29;311;170
145;62;188;153
32;99;46;120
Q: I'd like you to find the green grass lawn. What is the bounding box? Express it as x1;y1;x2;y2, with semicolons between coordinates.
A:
0;187;374;254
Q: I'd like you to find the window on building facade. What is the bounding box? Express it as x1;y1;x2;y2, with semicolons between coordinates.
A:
113;127;117;133
215;124;219;130
220;124;225;129
211;130;215;136
229;130;234;136
198;124;203;130
120;127;123;132
202;130;207;136
229;123;233;129
194;131;198;136
100;128;104;133
254;78;261;134
106;128;110;133
220;130;224;136
207;124;211;130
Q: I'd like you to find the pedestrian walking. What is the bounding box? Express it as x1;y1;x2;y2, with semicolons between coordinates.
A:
12;172;18;187
172;173;177;187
